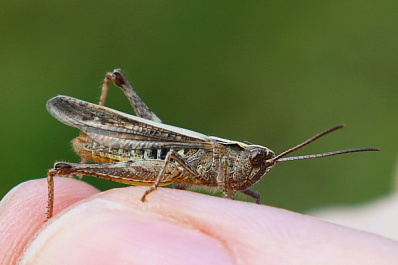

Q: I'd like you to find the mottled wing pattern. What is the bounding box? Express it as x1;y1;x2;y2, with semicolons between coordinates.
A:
46;95;213;150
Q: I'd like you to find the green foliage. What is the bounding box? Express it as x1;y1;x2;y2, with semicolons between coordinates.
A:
1;0;397;212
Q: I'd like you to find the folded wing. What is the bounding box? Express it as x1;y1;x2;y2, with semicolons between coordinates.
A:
47;95;212;149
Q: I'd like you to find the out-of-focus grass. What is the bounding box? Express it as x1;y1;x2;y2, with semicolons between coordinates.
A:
1;1;397;212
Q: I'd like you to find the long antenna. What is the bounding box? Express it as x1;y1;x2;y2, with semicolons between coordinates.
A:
271;125;380;163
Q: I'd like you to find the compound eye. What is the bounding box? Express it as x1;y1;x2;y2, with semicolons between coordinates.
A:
249;149;267;167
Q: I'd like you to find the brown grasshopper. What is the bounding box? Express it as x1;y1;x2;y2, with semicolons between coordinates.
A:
46;69;379;219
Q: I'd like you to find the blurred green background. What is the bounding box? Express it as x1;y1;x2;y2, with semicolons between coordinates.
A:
1;1;397;213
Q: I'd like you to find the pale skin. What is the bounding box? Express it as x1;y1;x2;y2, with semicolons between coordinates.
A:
1;178;398;265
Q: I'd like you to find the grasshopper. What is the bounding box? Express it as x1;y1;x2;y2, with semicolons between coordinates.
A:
46;69;379;219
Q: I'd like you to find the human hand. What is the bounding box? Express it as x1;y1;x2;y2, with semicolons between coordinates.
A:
1;177;398;265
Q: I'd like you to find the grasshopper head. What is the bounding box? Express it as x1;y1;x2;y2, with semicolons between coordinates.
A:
230;145;276;191
233;125;379;192
249;147;276;167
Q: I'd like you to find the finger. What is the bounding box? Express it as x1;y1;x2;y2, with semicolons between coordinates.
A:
20;186;398;265
21;198;235;265
0;178;99;265
98;187;398;264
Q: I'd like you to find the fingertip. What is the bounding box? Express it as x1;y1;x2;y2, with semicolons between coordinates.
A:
20;198;235;265
0;177;99;264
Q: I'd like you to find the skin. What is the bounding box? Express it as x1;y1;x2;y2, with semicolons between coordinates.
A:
1;178;398;265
